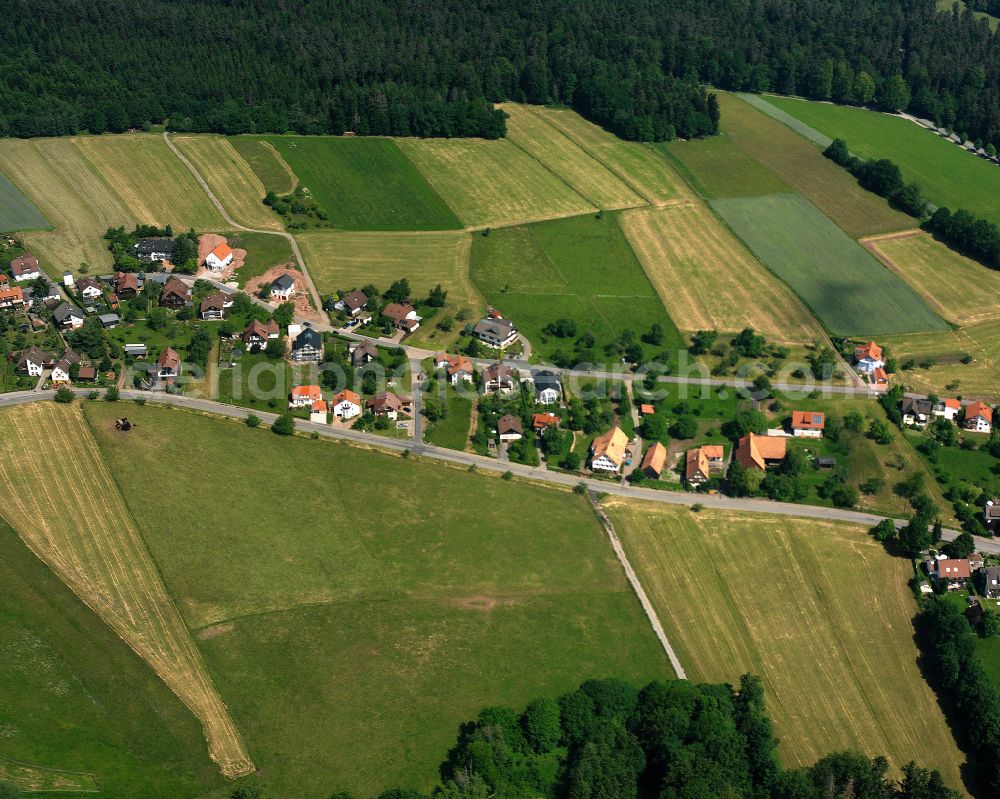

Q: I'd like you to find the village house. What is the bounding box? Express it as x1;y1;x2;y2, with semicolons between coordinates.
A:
291;326;323;362
0;285;24;309
336;289;369;317
50;347;81;384
963;401;993;433
970;552;985;572
159;277;191;309
350;339;378;367
75;277;102;300
16;345;51;377
685;444;725;485
199;292;232;321
932;557;970;590
901;397;932;427
854;341;884;375
290;385;323;408
736;433;786;471
331;389;363;420
270;273;296;301
134;237;175;263
435;352;474;384
590;426;629;473
870;366;889;391
156;347;181;383
367;391;411;420
52;302;84;330
640;403;656;416
933;398;961;421
114;272;140;299
791;410;825;437
483;362;516;394
473;317;518;349
531;369;562;405
641;441;667;479
310;400;328;424
241;319;279;353
985;500;1000;534
497;414;523;442
10;254;41;282
984;565;1000;599
532;412;559;433
205;242;234;271
383;302;421;333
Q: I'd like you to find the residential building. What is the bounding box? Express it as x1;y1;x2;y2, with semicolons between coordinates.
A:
159;277;191;309
205;242;234;271
932;558;970;589
590;426;629;473
901;397;932;427
640;403;656;416
50;348;80;384
52;302;84;330
156;347;181;382
532;412;559;433
336;289;369;316
970;552;985;572
435;352;474;384
791;410;825;437
290;326;323;362
932;398;961;421
75;277;102;300
331;389;363;420
736;433;786;471
473;317;517;349
310;400;329;424
98;313;120;329
114;272;140;299
854;341;884;375
242;319;279;352
270;273;296;301
641;442;667;479
200;293;230;320
984;565;1000;599
531;369;562;405
367;392;411;420
963;401;993;433
383;302;421;333
350;339;378;367
16;345;51;377
290;385;323;408
684;445;724;485
0;285;24;309
870;367;889;391
498;414;523;442
77;366;97;382
134;238;175;263
10;254;41;281
986;500;1000;534
483;362;516;394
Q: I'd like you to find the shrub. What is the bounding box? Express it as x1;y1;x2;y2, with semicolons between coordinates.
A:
53;386;75;403
271;413;295;435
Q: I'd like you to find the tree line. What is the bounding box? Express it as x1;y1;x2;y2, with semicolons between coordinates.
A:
5;0;1000;145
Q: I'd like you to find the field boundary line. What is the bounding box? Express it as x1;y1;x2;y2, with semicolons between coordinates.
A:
587;493;687;679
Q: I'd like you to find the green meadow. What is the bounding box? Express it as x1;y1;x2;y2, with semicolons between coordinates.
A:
0;170;49;232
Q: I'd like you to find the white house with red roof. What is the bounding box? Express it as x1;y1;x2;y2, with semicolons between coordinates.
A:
963;401;993;433
932;557;970;589
854;341;884;375
289;385;323;408
791;410;825;438
310;400;329;424
205;242;234;271
331;389;362;420
932;398;961;422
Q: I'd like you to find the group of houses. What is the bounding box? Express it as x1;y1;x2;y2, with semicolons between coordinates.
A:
921;550;1000;598
901;395;993;434
854;340;890;390
15;344;98;384
288;383;412;424
430;351;563;405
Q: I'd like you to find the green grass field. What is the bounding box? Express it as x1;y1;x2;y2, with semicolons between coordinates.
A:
0;170;49;233
470;213;684;362
937;0;999;28
659;135;791;198
226;231;295;286
607;500;967;790
81;401;669;797
711;193;949;335
423;388;474;450
229;137;297;194
764;95;1000;227
262;136;462;231
0;518;223;798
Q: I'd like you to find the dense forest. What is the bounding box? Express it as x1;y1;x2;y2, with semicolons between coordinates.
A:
1;0;999;145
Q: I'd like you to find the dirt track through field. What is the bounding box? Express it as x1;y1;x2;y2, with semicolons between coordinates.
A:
0;404;253;779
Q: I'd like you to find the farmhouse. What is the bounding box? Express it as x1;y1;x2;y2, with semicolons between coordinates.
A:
10;254;41;281
383;302;421;333
590;426;629;473
205;242;234;271
933;398;961;421
532;412;559;432
331;389;362;420
159;278;191;309
199;293;231;320
901;398;932;427
114;272;139;299
497;414;523;442
685;445;724;485
473;317;517;349
531;369;562;404
367;391;411;420
52;302;84;330
156;347;181;383
932;558;970;589
290;385;323;408
791;410;825;437
984;565;1000;599
310;400;328;424
640;442;667;479
75;277;102;300
435;352;473;384
0;285;24;309
854;341;884;375
16;345;51;377
963;401;993;433
290;327;323;362
242;319;279;352
483;362;516;394
134;237;175;263
270;273;296;301
336;289;369;317
350;339;378;367
736;433;786;471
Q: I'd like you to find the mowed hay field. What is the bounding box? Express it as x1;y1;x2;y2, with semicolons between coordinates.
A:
398;137;595;227
711;193;949;336
229;137;297;194
0;170;49;233
499;104;644;209
619;203;825;343
0;403;253;779
865;231;1000;326
765;95;1000;227
263;136;462;231
172;135;283;230
528;106;694;205
82;402;669;798
607;500;967;790
0;518;223;799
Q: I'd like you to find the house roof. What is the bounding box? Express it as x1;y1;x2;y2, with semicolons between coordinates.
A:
0;286;23;303
157;347;180;370
436;352;472;376
351;339;378;361
53;302;82;323
115;272;139;292
383;302;415;322
736;433;786;470
484;362;515;383
135;237;175;255
532;412;559;430
342;289;368;311
60;347;81;365
855;340;883;361
791;410;825;430
498;414;523;435
209;242;233;261
640;403;655;415
986;502;1000;520
531;369;561;391
332;389;362;406
292;327;322;350
901;397;932;415
966;401;993;424
641;442;667;476
200;293;227;313
872;367;888;383
940;398;961;410
701;445;724;459
591;426;629;466
685;446;714;482
474;317;516;339
291;385;322;402
10;254;39;276
936;559;970;578
310;399;327;413
76;277;101;292
368;392;406;412
77;366;96;379
17;345;50;368
271;273;295;292
160;277;190;301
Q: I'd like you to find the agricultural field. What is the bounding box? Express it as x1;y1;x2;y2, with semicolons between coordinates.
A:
229;137;297;194
658;135;791;198
500;104;645;209
82;401;669;798
0;171;49;233
470;213;684;362
607;500;967;790
711;193;949;335
526;106;694;205
398;137;595;228
0;403;253;779
262;136;462;231
678;93;911;237
764;94;1000;226
172;135;283;230
864;231;1000;326
619;203;825;343
0;518;223;799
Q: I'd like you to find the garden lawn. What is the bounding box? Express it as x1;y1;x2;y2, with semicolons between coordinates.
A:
607;500;967;790
424;389;474;450
470;213;683;362
764;95;1000;227
82;402;669;798
262;136;461;230
215;352;294;413
711;193;949;336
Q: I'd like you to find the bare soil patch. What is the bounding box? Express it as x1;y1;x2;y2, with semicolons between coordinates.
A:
244;263;324;324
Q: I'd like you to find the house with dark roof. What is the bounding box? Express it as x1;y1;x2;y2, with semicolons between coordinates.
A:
473;317;517;349
350;339;378;367
134;238;176;262
199;292;231;320
50;347;80;384
483;362;516;394
16;346;52;377
337;289;370;316
98;313;120;329
270;273;296;301
986;500;1000;534
159;278;191;309
242;319;280;353
75;277;102;300
10;254;41;281
383;302;421;333
531;369;561;405
290;326;323;362
52;302;84;330
901;397;932;427
498;414;523;442
984;565;1000;599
